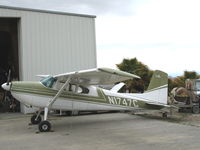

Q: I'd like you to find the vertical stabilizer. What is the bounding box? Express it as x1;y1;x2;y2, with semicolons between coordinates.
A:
143;70;168;104
147;70;168;91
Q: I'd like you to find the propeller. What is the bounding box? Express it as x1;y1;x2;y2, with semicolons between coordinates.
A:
6;69;11;85
0;69;12;112
1;69;11;91
2;69;19;112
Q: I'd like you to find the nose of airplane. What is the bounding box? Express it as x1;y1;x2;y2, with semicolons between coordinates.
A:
1;82;11;91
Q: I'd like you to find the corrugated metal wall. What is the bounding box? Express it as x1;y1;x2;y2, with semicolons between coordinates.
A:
0;6;97;113
0;6;97;81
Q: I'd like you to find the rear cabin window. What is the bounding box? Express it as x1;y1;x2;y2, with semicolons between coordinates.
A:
68;84;89;94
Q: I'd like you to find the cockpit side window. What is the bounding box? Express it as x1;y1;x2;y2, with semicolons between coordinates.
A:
40;76;57;88
68;84;89;94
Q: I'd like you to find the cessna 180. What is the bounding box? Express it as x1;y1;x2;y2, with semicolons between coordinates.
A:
1;68;168;132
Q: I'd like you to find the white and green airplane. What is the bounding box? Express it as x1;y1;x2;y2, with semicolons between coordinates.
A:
1;68;168;132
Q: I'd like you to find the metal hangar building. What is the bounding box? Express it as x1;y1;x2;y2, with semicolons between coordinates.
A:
0;5;97;113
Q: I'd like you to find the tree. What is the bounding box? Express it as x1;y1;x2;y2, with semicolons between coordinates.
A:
168;71;199;92
116;58;153;93
184;71;198;79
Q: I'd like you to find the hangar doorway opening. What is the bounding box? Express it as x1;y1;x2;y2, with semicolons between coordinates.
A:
0;18;20;112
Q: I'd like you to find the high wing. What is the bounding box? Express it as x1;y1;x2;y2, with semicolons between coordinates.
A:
54;68;140;85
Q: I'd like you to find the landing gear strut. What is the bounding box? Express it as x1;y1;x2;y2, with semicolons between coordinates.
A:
38;77;71;132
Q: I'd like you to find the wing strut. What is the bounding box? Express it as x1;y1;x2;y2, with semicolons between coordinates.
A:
43;76;71;121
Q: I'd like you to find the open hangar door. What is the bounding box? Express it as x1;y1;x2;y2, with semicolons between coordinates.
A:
0;18;20;112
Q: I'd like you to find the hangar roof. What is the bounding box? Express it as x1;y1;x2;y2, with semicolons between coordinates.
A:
0;5;96;18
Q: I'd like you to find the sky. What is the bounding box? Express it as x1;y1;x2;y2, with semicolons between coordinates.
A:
1;0;200;77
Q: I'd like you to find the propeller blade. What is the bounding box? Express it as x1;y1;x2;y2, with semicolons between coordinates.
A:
6;69;11;85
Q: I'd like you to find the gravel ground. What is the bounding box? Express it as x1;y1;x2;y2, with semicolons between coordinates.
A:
1;111;200;150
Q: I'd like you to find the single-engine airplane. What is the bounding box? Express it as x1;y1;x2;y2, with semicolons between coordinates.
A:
2;68;169;132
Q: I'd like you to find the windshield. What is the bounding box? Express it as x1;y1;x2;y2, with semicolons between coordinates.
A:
40;76;57;88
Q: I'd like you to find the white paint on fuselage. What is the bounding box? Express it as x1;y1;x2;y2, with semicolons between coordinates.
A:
125;86;168;104
11;85;168;112
11;91;129;111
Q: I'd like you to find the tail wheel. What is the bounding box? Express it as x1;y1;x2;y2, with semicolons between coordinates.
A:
162;112;168;118
38;121;51;132
31;114;42;124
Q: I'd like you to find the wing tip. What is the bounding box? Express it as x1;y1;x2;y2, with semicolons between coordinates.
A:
98;67;141;79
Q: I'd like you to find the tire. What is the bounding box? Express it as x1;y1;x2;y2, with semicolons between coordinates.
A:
192;105;199;114
31;115;42;124
38;121;51;132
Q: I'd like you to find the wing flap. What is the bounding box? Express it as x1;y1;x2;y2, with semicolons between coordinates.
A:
110;82;126;92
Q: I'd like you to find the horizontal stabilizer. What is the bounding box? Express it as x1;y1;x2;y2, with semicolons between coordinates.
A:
110;82;125;92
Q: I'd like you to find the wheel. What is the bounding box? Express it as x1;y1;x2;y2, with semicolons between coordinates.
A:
38;121;51;132
31;114;42;124
192;105;199;114
162;112;168;118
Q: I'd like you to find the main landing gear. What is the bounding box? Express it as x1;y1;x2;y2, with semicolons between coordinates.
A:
30;108;52;132
30;76;71;132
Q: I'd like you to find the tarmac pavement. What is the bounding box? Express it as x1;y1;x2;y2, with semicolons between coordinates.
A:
0;112;200;150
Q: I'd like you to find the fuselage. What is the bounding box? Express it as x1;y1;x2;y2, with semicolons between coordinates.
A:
9;81;164;111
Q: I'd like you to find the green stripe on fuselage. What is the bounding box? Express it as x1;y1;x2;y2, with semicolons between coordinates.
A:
11;82;104;103
97;89;165;110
